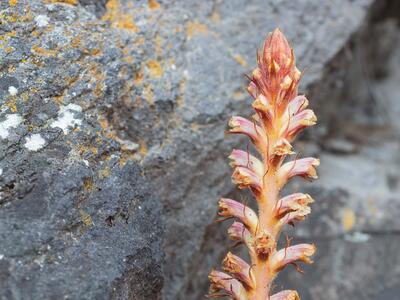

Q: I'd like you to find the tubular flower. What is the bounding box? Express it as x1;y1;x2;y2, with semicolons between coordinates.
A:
208;28;320;300
270;290;300;300
228;221;254;253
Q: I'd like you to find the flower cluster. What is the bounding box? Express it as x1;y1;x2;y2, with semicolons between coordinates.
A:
208;29;319;300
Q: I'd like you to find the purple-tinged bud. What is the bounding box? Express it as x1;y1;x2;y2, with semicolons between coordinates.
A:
270;243;316;273
278;157;320;187
208;270;248;300
229;149;264;176
222;252;255;289
270;290;300;300
218;198;258;234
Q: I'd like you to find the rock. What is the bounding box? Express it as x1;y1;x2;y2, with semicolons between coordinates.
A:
3;0;398;299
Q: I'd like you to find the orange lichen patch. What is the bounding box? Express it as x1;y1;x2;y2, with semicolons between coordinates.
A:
138;139;148;156
83;178;94;191
32;45;58;57
233;54;248;67
134;70;144;84
99;167;111;179
5;47;14;54
342;208;356;231
146;60;163;78
102;0;138;32
6;31;17;38
54;95;64;105
98;117;109;130
1;12;18;23
154;35;164;57
71;36;81;48
8;65;16;73
21;92;29;102
79;210;93;227
143;84;154;105
77;145;98;156
148;0;160;9
45;0;77;4
187;21;208;38
5;98;18;112
9;0;18;6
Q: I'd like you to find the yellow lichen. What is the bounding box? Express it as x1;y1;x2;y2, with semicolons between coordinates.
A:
83;179;94;191
233;54;248;67
99;167;111;179
148;0;160;9
146;60;163;78
9;0;18;6
79;210;93;227
32;45;58;57
187;21;208;38
138;139;148;156
45;0;77;5
342;208;356;231
143;84;154;105
102;0;138;32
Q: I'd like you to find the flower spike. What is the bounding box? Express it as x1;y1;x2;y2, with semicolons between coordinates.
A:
208;28;320;300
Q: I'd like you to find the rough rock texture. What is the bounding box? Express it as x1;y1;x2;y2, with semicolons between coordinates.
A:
2;0;399;299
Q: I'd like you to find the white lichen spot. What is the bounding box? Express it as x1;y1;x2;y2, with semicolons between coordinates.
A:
83;159;89;167
35;15;50;27
0;254;4;260
24;134;46;151
50;104;82;134
8;86;18;96
0;114;23;139
0;169;2;176
344;231;370;243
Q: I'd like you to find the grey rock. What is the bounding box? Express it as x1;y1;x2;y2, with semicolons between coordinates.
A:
3;0;399;300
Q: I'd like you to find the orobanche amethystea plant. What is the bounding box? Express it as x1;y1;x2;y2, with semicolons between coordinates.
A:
208;29;319;300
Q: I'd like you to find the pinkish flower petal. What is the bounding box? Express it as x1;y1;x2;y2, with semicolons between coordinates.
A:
270;290;300;300
232;166;262;192
229;149;264;176
222;252;255;289
270;243;316;273
227;221;253;251
229;116;260;141
278;157;320;187
275;193;314;217
287;95;309;114
208;270;248;300
247;81;258;99
218;198;258;234
283;109;317;139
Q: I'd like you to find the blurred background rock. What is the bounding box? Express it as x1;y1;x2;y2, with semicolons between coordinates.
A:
0;0;399;299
